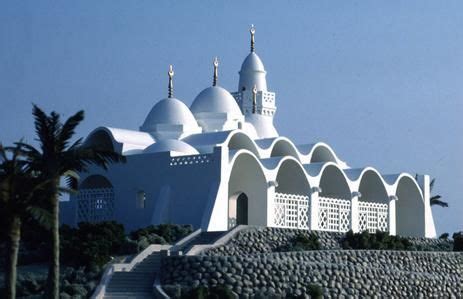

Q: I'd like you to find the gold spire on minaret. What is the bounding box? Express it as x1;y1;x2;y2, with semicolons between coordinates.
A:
250;24;256;52
168;65;174;98
212;57;219;86
252;84;257;114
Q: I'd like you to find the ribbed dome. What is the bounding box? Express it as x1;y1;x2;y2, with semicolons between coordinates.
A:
143;139;199;156
140;98;199;133
191;86;242;118
240;52;265;72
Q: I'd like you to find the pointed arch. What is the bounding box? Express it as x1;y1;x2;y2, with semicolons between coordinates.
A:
275;158;311;196
270;138;300;160
77;175;114;223
310;143;338;163
318;164;351;199
395;175;425;237
226;131;260;157
358;169;389;204
228;151;267;226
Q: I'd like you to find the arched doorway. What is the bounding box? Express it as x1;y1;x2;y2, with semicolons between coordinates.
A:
228;152;267;229
228;192;248;228
77;175;114;223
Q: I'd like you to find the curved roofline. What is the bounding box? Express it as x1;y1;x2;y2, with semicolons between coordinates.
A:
84;126;156;154
354;167;391;198
345;167;391;189
268;137;300;161
392;173;424;200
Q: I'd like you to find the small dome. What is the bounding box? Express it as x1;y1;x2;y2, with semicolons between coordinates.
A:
143;139;199;156
240;52;265;73
238;52;268;92
141;98;197;130
191;86;242;118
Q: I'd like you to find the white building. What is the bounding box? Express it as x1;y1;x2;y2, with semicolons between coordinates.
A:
61;27;436;238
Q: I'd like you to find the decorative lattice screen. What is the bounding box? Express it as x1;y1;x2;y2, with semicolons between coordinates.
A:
274;193;310;229
77;188;114;223
358;201;388;233
318;197;351;232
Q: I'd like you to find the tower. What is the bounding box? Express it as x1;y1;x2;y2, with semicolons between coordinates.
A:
232;25;278;138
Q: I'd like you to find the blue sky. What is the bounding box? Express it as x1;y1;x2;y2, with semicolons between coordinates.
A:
1;1;461;234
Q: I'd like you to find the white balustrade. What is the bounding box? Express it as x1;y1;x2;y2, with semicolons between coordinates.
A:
317;196;351;232
273;193;310;229
358;201;388;233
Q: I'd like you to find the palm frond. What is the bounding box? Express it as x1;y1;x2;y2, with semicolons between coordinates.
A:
32;104;52;153
58;110;84;151
63;171;79;191
430;178;436;191
430;198;448;207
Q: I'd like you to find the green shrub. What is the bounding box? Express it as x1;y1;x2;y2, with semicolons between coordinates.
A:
341;230;413;250
60;221;126;267
307;283;323;299
452;231;463;251
279;233;321;251
129;224;193;244
439;232;449;239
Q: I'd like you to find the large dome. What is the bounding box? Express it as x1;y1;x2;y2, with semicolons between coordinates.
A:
191;86;242;118
140;98;201;139
143;139;199;156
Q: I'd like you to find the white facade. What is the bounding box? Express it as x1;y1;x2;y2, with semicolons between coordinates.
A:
61;28;436;238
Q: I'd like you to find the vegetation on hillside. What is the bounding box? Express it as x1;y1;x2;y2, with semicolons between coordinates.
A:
279;233;321;251
341;230;413;250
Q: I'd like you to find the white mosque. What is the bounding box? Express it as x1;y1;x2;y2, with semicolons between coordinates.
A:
60;27;436;238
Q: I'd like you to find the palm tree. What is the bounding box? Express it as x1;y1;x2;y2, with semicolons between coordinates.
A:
429;178;448;207
415;174;448;208
0;143;51;299
19;105;125;298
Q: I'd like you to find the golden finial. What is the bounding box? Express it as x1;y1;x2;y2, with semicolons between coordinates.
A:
250;24;255;52
212;57;219;86
168;65;174;98
252;84;257;114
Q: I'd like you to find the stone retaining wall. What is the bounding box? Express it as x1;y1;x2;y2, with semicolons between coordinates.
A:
162;250;462;298
204;227;453;256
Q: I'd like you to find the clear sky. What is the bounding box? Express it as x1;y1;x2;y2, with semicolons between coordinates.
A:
1;1;461;234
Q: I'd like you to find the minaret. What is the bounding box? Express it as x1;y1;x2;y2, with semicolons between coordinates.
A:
231;25;278;139
232;26;276;117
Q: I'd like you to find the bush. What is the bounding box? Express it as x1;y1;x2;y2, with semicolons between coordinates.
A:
129;224;193;244
279;233;321;251
452;231;463;251
439;232;449;239
61;221;126;267
341;230;413;250
307;283;323;299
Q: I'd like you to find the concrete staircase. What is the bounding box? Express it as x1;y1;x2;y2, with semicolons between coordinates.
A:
177;231;227;254
103;252;161;298
104;252;161;299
